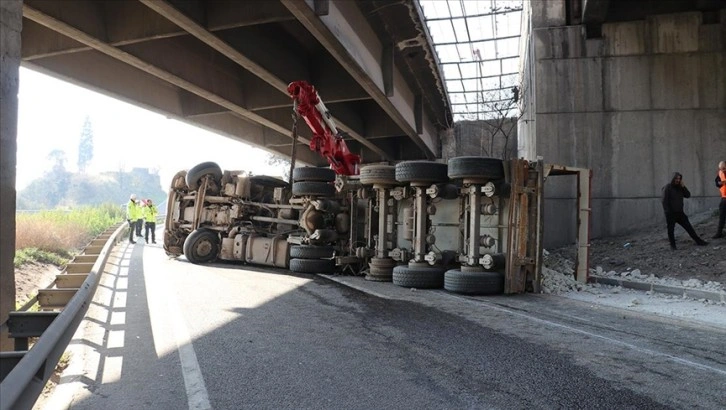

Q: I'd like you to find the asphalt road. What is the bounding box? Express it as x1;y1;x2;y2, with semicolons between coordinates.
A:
53;240;726;410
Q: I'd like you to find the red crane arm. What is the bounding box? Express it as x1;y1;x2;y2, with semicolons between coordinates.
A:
287;80;361;176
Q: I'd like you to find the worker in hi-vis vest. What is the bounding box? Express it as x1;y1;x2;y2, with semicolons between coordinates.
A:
126;194;142;244
143;198;159;244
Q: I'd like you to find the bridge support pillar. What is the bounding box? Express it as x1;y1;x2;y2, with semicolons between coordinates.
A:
0;0;21;352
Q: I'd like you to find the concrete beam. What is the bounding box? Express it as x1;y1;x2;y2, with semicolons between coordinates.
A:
281;0;438;159
22;0;294;58
23;54;295;150
139;0;288;94
23;4;302;140
205;0;296;29
582;0;611;23
582;0;611;37
139;0;389;161
531;0;566;29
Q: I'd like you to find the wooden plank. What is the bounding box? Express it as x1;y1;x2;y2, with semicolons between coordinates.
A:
533;160;545;293
505;159;527;294
84;245;103;255
55;274;87;288
65;262;93;274
72;255;97;264
576;169;592;283
37;289;76;309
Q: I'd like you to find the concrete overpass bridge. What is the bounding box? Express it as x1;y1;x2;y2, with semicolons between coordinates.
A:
1;0;725;351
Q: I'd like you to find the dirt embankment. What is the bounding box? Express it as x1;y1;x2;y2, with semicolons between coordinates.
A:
552;209;725;287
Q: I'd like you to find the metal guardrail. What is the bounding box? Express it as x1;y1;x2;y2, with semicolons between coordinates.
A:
0;222;126;410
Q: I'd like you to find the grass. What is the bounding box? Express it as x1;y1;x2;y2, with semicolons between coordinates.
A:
15;203;124;266
14;248;71;268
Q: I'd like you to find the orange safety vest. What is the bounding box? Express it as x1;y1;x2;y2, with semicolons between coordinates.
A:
720;170;726;198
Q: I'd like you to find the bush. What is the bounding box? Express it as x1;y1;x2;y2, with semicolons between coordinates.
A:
15;204;124;265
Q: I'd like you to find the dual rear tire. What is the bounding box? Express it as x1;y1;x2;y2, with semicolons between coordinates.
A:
289;244;336;274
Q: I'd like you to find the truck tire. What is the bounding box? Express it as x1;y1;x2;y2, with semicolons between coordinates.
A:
359;165;397;186
250;175;289;188
392;265;445;289
293;167;336;182
290;245;335;259
395;161;448;184
447;157;504;181
289;258;335;274
186;162;223;190
170;170;188;190
292;181;335;197
444;269;504;295
183;228;219;264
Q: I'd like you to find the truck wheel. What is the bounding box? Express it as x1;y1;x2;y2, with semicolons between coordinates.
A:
183;229;219;264
250;175;289;188
186;162;223;190
289;258;335;274
444;269;504;295
290;245;335;259
359;165;397;186
292;181;335;197
293;167;336;182
170;170;188;190
392;265;445;289
395;161;448;184
447;157;504;181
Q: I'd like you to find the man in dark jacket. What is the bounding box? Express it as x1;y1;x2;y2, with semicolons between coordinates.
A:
713;161;726;239
662;172;708;250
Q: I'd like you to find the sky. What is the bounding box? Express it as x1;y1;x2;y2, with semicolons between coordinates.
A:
420;0;523;120
16;67;286;191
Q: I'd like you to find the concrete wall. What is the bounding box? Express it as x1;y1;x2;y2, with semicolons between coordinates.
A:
443;119;519;162
520;2;726;247
0;0;21;351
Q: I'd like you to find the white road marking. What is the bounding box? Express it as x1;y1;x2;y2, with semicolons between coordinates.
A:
145;249;212;410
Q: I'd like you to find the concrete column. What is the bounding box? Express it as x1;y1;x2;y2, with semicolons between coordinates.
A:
0;0;21;351
531;0;566;29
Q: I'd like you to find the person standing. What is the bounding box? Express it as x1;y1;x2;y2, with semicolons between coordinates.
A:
135;200;145;238
713;161;726;239
143;199;159;244
126;194;141;244
661;172;709;250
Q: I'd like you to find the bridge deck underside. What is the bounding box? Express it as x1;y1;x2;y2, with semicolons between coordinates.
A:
21;0;452;166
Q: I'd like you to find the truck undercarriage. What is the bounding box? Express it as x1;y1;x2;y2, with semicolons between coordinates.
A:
163;156;555;295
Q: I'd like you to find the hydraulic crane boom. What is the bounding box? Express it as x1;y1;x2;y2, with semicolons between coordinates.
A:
288;81;361;176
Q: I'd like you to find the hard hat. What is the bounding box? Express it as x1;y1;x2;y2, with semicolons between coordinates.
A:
130;194;137;200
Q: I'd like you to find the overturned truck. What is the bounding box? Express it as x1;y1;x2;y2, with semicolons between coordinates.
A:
164;157;587;295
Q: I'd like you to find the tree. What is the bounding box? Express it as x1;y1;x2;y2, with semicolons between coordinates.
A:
77;116;94;173
460;82;525;161
48;149;67;173
478;88;522;161
46;149;71;207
